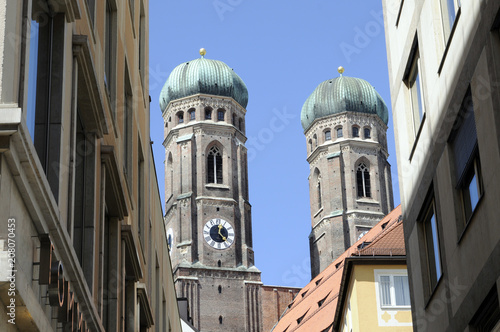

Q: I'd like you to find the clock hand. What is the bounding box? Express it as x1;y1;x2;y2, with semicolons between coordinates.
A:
218;224;227;241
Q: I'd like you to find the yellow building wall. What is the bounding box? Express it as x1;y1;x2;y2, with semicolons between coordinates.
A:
341;264;412;332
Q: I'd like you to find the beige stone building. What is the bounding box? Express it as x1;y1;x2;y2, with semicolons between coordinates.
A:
300;71;394;278
0;0;182;331
382;0;500;330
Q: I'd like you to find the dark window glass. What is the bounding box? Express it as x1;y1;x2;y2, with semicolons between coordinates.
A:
325;130;331;141
205;108;212;120
423;200;442;292
218;110;224;121
178;113;183;124
337;127;343;138
352;126;359;137
356;163;370;198
207;146;222;184
189;110;195;120
364;128;371;139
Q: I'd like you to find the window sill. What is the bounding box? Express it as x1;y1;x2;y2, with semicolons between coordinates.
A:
380;305;411;311
356;197;379;205
457;193;485;244
438;8;461;75
205;183;230;190
409;112;426;161
313;207;324;218
424;275;443;310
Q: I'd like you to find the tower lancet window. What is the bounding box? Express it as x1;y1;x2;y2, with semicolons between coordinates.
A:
217;109;225;121
207;146;223;184
357;163;371;198
325;130;331;141
352;126;359;138
337;127;343;138
364;127;371;139
205;108;212;120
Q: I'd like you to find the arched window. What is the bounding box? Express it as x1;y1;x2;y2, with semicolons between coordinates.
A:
217;109;225;121
205;107;212;120
232;113;236;126
177;112;184;124
364;127;371;139
309;139;313;153
313;168;321;210
313;134;318;147
207;146;223;184
325;130;331;141
352;126;359;137
238;118;243;131
188;108;196;121
337;127;343;138
357;163;371;198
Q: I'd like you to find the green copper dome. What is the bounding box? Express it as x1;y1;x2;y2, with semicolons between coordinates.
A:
159;56;248;111
301;76;388;131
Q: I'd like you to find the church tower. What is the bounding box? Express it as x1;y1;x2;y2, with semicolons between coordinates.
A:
161;49;262;331
301;68;394;278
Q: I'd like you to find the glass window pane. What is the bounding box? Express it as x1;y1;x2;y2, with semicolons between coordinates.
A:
469;173;479;212
337;128;343;138
325;131;331;141
430;214;442;281
27;20;39;140
394;276;411;306
379;276;391;306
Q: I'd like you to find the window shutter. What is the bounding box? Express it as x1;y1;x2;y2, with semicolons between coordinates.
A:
452;89;477;186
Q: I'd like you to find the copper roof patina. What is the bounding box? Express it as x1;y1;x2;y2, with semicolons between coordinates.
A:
159;55;248;111
301;75;389;131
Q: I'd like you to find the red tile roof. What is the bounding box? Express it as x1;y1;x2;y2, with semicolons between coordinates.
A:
271;206;403;332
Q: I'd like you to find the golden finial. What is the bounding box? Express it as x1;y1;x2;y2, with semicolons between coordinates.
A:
200;48;206;58
338;66;344;76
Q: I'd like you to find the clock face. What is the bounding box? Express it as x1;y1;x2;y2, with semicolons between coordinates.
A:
203;218;235;250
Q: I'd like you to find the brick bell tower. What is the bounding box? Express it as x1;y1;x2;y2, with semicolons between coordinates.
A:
161;49;262;331
301;67;394;278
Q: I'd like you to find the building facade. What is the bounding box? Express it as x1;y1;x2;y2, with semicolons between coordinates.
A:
272;206;411;332
382;0;500;330
0;0;182;331
161;50;263;332
301;70;394;278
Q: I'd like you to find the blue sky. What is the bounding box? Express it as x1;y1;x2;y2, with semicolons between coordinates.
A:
149;0;400;288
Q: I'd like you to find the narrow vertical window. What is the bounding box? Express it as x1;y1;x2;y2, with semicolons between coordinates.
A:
364;128;371;139
232;113;236;126
124;67;133;185
27;18;39;139
449;88;482;229
217;109;225;121
189;109;195;121
325;130;331;141
313;134;318;147
337;127;343;138
317;181;322;209
441;0;461;39
205;108;212;120
139;2;146;86
406;46;425;140
352;126;359;138
138;140;145;249
207;146;222;184
356;163;371;198
177;112;184;124
422;198;442;293
238;118;243;131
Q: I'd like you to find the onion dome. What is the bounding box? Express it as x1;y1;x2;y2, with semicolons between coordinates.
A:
159;48;248;111
301;67;388;131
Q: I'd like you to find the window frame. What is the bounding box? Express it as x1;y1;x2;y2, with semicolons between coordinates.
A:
207;145;223;184
324;130;331;141
336;126;343;139
188;108;196;121
217;109;225;121
364;127;371;139
177;111;184;124
420;196;443;298
374;270;411;310
356;163;371;198
352;126;359;138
